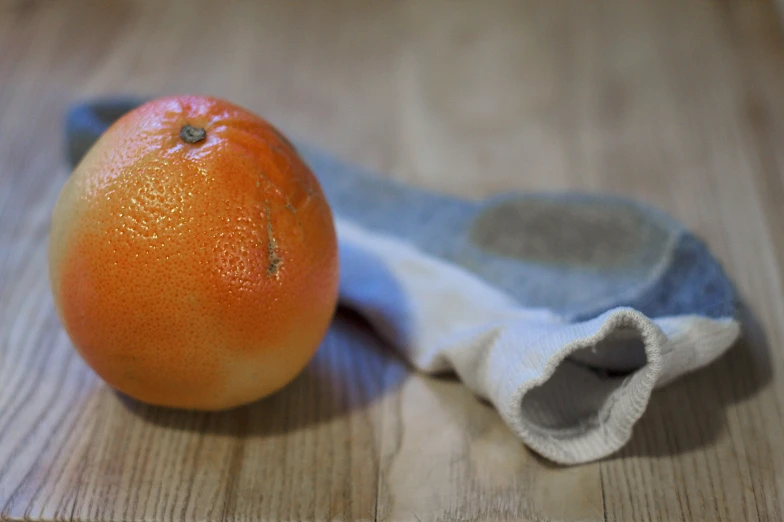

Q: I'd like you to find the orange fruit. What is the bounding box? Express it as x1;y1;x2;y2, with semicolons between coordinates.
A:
48;95;339;410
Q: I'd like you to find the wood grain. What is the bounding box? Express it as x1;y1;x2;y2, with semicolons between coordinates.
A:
1;0;783;521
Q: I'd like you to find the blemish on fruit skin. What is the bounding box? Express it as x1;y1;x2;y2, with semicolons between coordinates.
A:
264;206;282;277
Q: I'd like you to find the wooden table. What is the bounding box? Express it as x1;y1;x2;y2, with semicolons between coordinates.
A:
1;1;783;520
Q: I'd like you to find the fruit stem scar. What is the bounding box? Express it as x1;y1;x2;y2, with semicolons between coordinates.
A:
265;206;282;276
180;124;206;144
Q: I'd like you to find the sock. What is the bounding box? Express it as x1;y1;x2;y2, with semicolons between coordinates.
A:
64;97;740;464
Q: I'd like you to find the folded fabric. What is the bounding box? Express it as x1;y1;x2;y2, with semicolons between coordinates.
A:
64;98;741;465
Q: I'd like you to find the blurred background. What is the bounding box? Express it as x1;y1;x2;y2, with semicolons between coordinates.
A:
3;0;779;202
